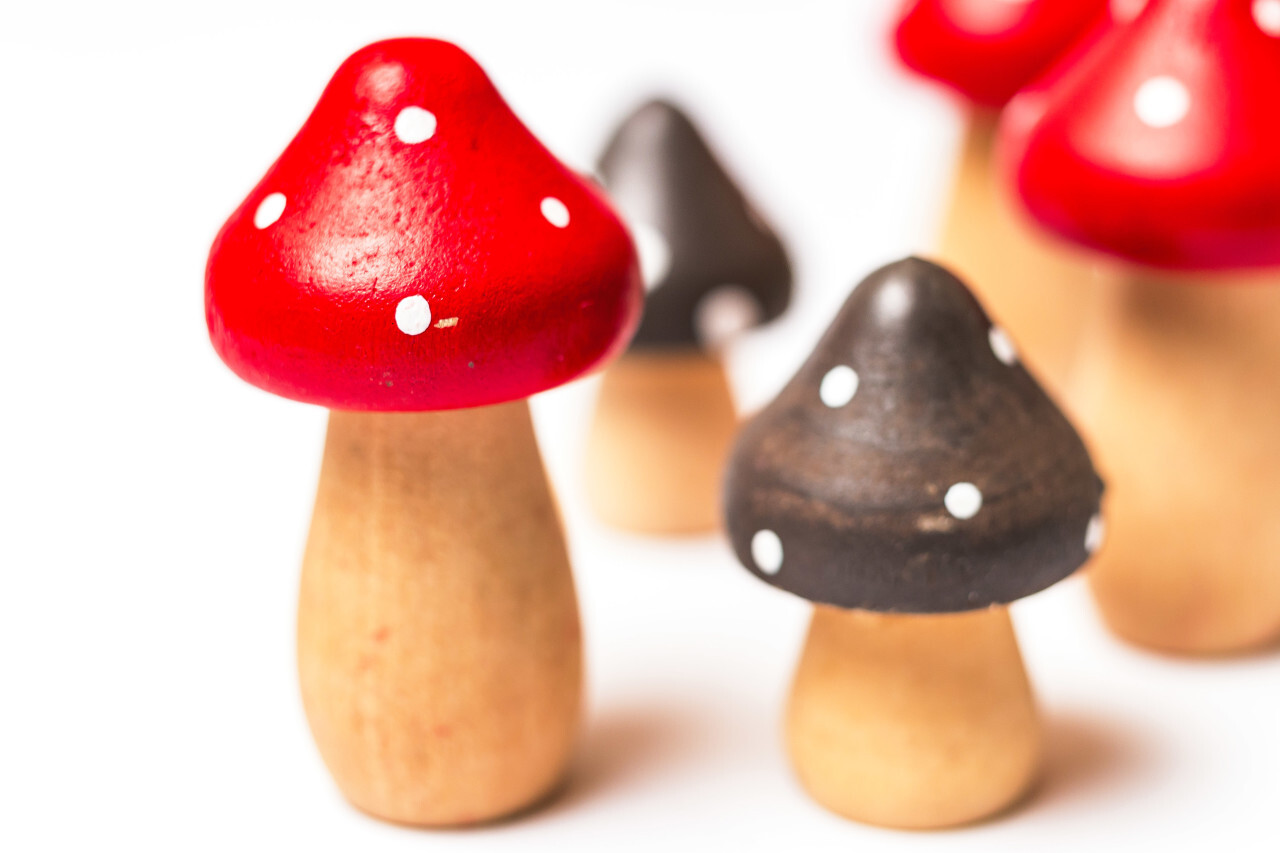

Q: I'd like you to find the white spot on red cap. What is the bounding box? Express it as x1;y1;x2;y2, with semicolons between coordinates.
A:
819;365;859;408
630;221;671;290
1255;0;1280;35
254;193;286;229
989;327;1019;365
751;530;784;574
1134;76;1190;128
395;295;432;335
695;285;761;350
541;197;570;228
394;107;437;144
945;483;983;520
1085;513;1106;554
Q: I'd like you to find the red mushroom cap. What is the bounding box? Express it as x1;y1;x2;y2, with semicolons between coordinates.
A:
1000;0;1280;271
893;0;1109;108
206;39;642;411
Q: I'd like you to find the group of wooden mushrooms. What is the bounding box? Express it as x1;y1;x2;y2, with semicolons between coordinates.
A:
204;0;1280;833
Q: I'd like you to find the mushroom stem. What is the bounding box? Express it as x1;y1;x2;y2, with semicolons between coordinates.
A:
786;605;1040;829
297;402;582;826
1076;271;1280;654
937;110;1101;396
586;349;737;534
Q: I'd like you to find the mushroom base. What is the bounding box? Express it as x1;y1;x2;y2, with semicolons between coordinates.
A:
786;605;1041;830
297;403;582;826
1078;271;1280;655
937;110;1104;400
585;349;737;534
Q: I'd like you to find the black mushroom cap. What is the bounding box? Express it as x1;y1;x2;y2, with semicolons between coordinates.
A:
597;99;792;350
723;257;1104;613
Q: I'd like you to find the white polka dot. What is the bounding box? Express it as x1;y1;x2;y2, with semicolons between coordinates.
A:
694;285;762;350
874;281;912;322
630;221;671;290
1134;76;1191;128
395;295;432;335
394;106;437;144
541;197;570;228
819;365;860;408
944;482;983;520
1085;513;1107;554
989;326;1019;365
1255;0;1280;35
751;529;784;575
254;193;286;229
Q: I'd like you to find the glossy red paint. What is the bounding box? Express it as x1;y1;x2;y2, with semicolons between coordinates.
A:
893;0;1109;108
206;39;642;411
1000;0;1280;271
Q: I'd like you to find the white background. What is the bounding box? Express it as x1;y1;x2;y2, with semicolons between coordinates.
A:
2;1;1278;849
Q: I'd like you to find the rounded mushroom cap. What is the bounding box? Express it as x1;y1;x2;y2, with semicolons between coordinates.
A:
723;258;1103;613
893;0;1109;108
1000;0;1280;270
596;100;792;351
206;39;642;411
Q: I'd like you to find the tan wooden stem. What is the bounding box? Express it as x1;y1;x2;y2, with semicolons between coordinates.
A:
1077;272;1280;654
585;349;737;534
297;402;582;826
786;606;1040;829
937;111;1102;400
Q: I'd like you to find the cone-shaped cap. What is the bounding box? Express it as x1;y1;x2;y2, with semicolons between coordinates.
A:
1000;0;1280;270
206;39;641;411
597;100;792;350
724;258;1103;613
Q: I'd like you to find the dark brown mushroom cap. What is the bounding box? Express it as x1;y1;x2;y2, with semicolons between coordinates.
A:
723;257;1103;613
597;100;792;350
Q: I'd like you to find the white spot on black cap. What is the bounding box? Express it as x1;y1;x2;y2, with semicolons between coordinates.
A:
944;482;983;520
751;530;784;574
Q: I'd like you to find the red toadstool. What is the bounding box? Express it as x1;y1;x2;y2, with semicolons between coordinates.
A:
206;38;641;824
892;0;1110;392
1000;0;1280;653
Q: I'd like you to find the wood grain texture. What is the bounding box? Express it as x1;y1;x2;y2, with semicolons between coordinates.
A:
1076;271;1280;654
937;111;1104;400
297;402;582;825
586;349;737;534
724;258;1103;612
787;606;1041;829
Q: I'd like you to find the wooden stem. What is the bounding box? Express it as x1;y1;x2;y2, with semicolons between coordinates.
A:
937;110;1103;398
786;606;1040;829
585;349;737;534
1077;271;1280;654
297;402;582;826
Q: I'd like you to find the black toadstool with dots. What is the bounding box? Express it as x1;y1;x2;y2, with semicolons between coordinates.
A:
586;99;793;534
724;257;1102;829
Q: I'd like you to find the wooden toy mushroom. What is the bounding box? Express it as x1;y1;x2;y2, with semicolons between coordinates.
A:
205;39;641;825
999;0;1280;654
893;0;1108;393
724;258;1103;829
585;100;792;534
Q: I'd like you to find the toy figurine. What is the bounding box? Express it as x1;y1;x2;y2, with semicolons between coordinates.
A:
724;258;1103;828
1001;0;1280;654
586;100;792;534
205;38;641;824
